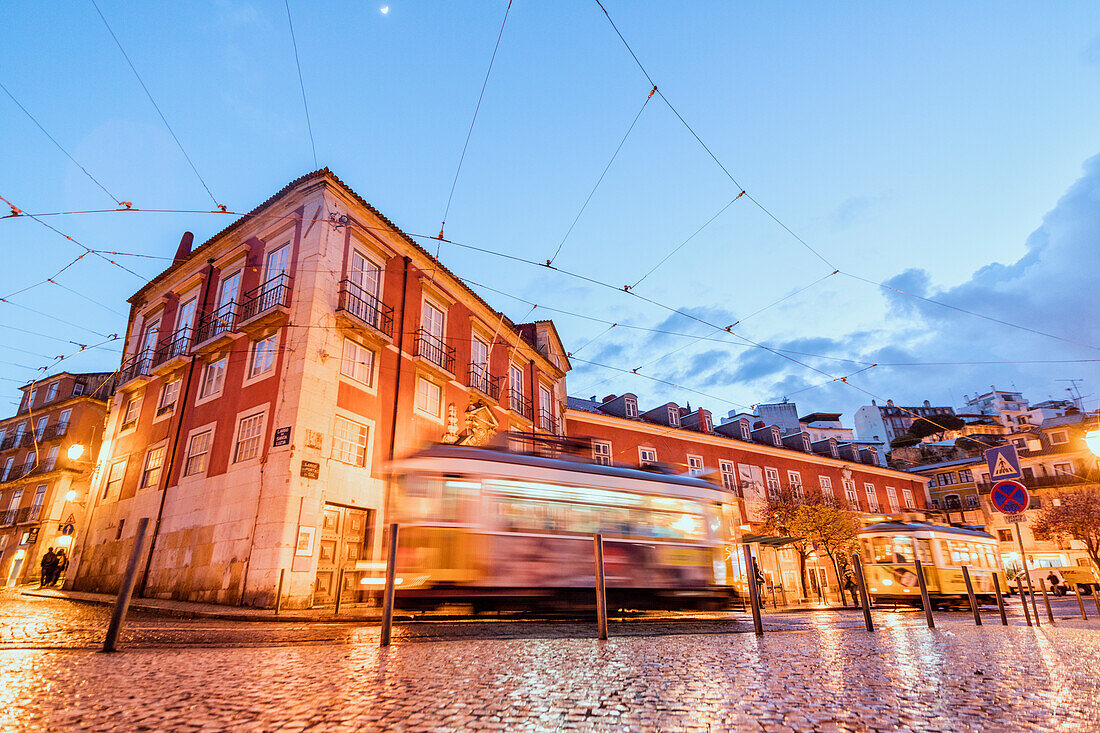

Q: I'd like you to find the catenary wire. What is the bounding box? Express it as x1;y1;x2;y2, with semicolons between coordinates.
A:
284;0;318;169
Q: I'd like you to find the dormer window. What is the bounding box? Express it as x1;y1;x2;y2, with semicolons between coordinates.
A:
740;422;750;441
667;407;680;426
771;427;780;445
625;397;638;418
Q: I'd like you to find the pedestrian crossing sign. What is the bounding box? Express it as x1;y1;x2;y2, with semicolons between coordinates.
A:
985;445;1022;481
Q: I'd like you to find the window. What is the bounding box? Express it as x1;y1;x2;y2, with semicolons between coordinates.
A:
249;334;278;379
958;469;973;483
199;356;227;398
29;485;46;521
1053;462;1073;476
592;441;611;466
57;409;72;433
1049;430;1068;445
422;300;445;341
34;416;48;440
1013;438;1027;450
997;529;1013;542
416;377;442;418
121;395;142;429
338;338;375;386
740;422;751;441
965;494;979;508
667;407;680;426
624;397;638;418
765;468;781;500
886;486;899;512
43;446;59;471
71;383;84;397
104;460;126;499
902;488;915;509
333;416;369;466
639;447;657;465
176;296;198;337
843;479;858;506
719;461;737;491
936;473;954;487
140;446;166;489
0;428;5;446
539;385;555;431
234;413;264;462
45;382;58;401
6;489;23;514
509;363;525;412
2;457;13;482
931;498;941;509
819;476;833;500
687;455;704;476
864;483;879;512
470;335;489;372
27;388;36;406
184;430;212;476
156;380;181;417
787;470;802;492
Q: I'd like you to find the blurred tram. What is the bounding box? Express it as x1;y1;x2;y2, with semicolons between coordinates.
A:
857;521;1009;608
386;440;741;610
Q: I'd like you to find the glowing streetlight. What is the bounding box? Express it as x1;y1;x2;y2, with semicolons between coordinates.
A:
1085;429;1100;458
67;443;85;460
65;489;77;502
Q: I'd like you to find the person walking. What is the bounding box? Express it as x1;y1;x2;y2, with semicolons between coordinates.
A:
40;548;58;587
842;564;858;606
53;549;69;587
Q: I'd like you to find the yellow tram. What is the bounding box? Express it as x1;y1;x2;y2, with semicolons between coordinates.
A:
857;521;1009;607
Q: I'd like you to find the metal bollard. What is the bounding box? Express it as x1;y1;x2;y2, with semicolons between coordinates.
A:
914;558;934;629
380;523;399;647
274;569;285;616
851;553;874;632
961;566;982;626
1093;587;1100;617
1038;576;1055;624
1016;577;1032;626
992;574;1008;626
1074;586;1088;620
334;568;345;616
102;517;150;653
742;545;763;636
594;534;607;640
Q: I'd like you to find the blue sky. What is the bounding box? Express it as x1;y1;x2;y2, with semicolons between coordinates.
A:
2;1;1100;421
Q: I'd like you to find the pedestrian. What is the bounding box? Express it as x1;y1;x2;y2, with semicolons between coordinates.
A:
842;564;858;606
40;548;58;588
53;549;69;587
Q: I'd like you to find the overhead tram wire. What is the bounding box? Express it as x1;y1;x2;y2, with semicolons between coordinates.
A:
89;0;221;208
436;0;514;246
284;0;318;169
547;87;657;266
0;81;121;205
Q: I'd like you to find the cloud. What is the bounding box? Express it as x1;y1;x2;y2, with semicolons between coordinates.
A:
831;195;880;228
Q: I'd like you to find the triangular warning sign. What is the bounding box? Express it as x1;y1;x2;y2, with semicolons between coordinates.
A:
992;455;1015;477
65;514;75;524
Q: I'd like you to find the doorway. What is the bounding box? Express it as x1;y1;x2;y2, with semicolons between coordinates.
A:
313;503;373;605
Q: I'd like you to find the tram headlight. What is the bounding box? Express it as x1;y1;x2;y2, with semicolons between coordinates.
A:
882;578;893;586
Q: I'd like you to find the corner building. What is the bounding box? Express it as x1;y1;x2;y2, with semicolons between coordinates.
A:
70;169;569;607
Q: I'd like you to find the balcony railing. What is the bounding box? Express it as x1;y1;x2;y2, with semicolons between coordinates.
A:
414;329;455;373
195;302;239;344
0;509;14;526
153;329;193;366
239;273;292;322
538;410;559;434
39;422;69;441
467;365;501;400
507;390;534;421
337;280;394;337
0;435;16;451
977;471;1100;494
28;504;42;522
119;348;155;384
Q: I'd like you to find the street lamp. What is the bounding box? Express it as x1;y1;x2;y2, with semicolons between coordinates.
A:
67;443;86;461
1084;429;1100;458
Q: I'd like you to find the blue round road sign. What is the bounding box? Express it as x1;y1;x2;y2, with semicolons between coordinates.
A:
990;480;1029;514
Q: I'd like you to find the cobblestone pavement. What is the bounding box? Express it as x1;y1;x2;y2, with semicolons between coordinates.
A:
2;591;1099;731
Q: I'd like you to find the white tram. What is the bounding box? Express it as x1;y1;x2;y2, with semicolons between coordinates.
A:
387;442;741;610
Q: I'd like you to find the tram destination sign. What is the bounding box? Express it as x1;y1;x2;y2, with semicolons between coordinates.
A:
990;480;1030;515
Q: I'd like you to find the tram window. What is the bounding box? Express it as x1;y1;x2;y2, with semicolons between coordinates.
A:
893;537;915;563
871;538;893;563
938;540;953;565
915;539;933;564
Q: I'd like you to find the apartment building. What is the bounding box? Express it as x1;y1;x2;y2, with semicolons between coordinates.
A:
0;372;114;586
855;399;956;462
69;169;569;608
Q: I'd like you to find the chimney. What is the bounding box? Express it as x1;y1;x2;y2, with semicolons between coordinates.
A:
602;395;617;404
173;231;195;265
923;400;931;408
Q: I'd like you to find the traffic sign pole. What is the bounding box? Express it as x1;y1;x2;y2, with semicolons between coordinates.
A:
1015;523;1041;626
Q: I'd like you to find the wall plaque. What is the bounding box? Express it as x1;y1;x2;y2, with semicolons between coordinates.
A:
300;460;320;480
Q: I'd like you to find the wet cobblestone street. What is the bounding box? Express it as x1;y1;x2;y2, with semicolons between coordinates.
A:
2;592;1099;731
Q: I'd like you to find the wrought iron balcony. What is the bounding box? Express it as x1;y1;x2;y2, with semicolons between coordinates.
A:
0;435;16;451
0;509;14;526
467;365;501;400
153;329;193;368
507;390;534;421
28;504;42;522
239;273;292;324
336;280;394;338
119;348;155;385
538;410;559;434
194;302;239;345
414;329;455;373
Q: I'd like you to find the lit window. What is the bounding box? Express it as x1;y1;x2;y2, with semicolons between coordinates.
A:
121;395;142;429
104;459;126;499
592;441;611;466
249;334;278;379
45;382;59;401
157;380;181;417
184;430;212;476
333;416;368;466
965;494;979;508
687;455;704;476
340;338;375;386
639;447;657;465
234;413;265;462
667;407;680;426
958;469;973;483
886;486;899;511
416;377;442;417
624;398;638;418
140;446;166;489
719;461;737;491
902;488;915;509
199;357;227;398
864;483;880;512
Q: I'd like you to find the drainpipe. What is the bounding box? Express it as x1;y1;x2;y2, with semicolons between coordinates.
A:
138;259;216;597
384;257;412;520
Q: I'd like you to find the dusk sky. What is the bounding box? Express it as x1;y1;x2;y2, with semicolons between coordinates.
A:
3;2;1100;421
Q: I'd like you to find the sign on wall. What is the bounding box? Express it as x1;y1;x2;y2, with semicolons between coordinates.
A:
300;460;320;480
273;426;291;447
295;526;316;557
